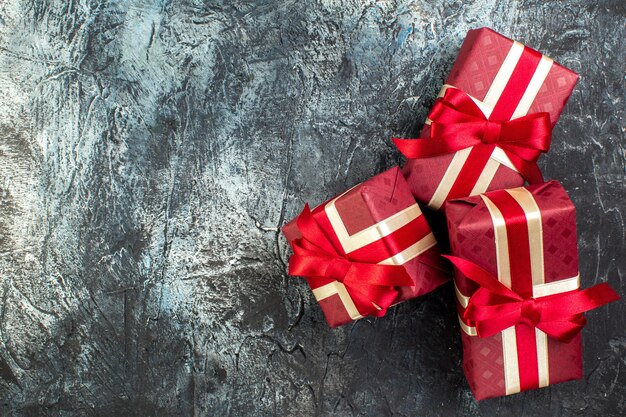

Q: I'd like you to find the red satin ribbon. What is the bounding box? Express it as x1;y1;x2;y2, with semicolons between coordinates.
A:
288;204;415;318
393;88;553;183
444;255;620;342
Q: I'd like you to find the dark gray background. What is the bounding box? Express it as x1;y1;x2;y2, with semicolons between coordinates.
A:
0;1;624;416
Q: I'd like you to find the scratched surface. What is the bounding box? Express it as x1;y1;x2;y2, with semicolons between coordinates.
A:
0;1;623;416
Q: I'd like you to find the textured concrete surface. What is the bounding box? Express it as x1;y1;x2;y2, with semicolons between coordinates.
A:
0;1;624;416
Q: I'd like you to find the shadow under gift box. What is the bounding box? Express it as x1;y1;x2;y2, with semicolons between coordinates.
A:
400;27;579;212
283;167;450;328
446;181;590;400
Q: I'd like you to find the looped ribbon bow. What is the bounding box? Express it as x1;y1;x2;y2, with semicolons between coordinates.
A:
288;204;415;318
393;88;553;184
444;255;620;343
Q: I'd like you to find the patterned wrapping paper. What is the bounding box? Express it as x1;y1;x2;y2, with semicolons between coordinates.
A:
444;181;617;399
399;27;579;211
283;167;450;327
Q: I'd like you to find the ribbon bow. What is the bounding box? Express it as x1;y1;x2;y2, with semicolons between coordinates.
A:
288;204;415;318
393;88;553;183
444;255;619;342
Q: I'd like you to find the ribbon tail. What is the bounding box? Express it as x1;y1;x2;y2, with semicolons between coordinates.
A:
341;263;415;316
541;283;620;321
574;282;621;310
505;153;544;184
343;284;398;318
537;283;618;341
392;138;422;158
443;255;521;299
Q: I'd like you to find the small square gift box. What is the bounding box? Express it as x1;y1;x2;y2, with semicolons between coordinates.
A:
445;181;619;400
394;27;579;211
282;167;450;328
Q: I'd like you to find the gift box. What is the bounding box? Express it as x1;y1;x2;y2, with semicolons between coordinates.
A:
395;27;579;211
445;181;618;399
283;167;450;327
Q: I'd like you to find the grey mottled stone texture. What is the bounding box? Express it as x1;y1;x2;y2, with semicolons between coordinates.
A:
0;1;624;416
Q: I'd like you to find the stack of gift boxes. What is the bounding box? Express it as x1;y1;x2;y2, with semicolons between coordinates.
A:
281;27;619;400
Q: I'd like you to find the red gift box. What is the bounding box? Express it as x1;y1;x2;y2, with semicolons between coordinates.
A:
283;167;450;327
445;181;618;399
396;27;579;211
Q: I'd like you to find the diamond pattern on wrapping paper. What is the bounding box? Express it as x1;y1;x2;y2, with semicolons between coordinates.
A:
462;332;506;399
547;332;583;384
448;203;497;296
360;169;416;223
534;186;579;283
527;64;579;127
447;28;513;102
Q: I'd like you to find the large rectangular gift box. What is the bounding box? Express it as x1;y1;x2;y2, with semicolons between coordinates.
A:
446;181;590;399
399;27;579;211
283;167;450;327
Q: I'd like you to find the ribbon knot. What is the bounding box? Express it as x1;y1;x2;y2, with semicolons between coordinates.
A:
444;255;619;342
482;121;502;144
393;88;553;184
520;298;541;327
288;204;415;319
324;257;352;282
